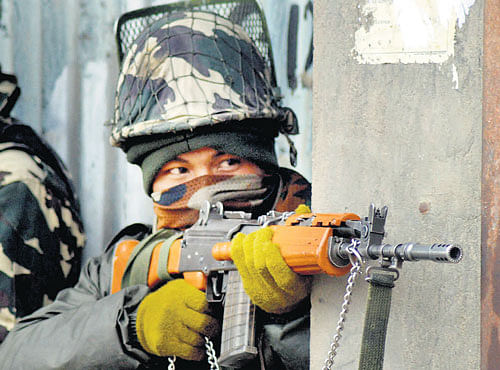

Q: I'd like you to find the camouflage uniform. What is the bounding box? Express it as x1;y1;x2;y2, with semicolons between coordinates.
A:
0;72;85;343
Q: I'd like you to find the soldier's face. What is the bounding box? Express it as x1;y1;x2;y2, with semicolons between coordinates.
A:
152;147;264;194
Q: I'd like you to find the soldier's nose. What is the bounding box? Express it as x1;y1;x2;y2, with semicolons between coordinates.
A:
195;167;211;177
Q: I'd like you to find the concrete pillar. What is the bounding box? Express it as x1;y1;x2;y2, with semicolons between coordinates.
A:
312;1;482;368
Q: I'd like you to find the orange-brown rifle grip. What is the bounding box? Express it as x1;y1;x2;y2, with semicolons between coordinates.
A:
212;224;355;276
282;212;359;276
111;239;139;294
182;272;208;291
271;225;351;276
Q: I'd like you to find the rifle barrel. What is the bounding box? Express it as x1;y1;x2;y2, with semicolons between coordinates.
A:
367;243;463;263
333;242;463;264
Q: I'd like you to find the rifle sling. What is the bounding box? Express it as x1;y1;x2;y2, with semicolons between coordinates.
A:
157;232;181;282
358;271;395;370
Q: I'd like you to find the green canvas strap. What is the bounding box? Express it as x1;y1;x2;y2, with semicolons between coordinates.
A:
121;229;183;289
156;232;182;282
358;271;396;370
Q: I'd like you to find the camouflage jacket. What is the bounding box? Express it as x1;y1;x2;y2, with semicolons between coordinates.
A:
0;168;310;369
0;118;85;343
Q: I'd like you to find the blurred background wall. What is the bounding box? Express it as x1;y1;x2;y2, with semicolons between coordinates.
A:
0;0;313;263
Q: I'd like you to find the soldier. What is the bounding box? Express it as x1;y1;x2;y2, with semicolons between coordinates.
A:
0;68;85;343
0;11;311;369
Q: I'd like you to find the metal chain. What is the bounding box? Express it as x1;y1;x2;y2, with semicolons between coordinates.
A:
322;241;363;370
165;336;219;370
167;356;176;370
205;336;220;370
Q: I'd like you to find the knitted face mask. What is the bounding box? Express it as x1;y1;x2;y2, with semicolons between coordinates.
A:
151;174;279;229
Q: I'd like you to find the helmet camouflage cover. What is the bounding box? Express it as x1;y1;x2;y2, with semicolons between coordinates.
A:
110;10;294;148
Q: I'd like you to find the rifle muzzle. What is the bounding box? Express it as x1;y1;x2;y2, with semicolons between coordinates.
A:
366;243;463;263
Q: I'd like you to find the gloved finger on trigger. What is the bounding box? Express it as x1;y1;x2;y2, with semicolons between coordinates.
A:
183;309;220;338
182;286;210;313
163;279;207;312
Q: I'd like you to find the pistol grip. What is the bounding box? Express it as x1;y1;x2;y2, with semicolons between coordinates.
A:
183;271;207;291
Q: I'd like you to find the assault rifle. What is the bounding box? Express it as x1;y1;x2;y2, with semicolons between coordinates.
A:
111;201;462;368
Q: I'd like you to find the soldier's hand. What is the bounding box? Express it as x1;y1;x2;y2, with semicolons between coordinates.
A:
135;279;219;360
230;204;312;314
231;226;312;314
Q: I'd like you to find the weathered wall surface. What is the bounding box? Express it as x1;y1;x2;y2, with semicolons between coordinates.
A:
312;1;482;369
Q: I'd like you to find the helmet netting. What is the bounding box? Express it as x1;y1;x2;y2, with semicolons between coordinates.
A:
110;9;287;147
115;0;276;86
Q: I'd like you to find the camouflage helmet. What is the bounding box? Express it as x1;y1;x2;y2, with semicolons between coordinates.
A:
109;10;297;148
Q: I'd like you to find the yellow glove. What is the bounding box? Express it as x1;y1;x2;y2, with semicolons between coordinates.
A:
136;279;219;360
231;204;312;314
231;217;312;314
294;204;311;214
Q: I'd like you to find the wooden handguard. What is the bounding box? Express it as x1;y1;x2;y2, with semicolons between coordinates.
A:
213;224;351;276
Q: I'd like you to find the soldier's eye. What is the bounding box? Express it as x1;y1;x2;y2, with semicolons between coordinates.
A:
168;167;188;175
219;158;241;170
